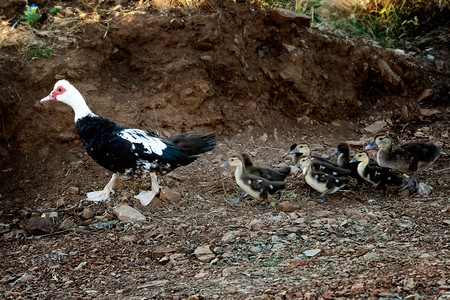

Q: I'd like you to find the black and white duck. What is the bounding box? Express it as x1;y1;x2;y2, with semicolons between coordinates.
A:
365;134;441;191
221;155;285;210
41;80;217;206
350;151;403;194
296;156;349;203
241;153;291;181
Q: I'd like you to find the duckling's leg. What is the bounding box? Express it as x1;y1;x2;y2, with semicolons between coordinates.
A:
135;172;160;206
397;172;420;191
229;191;247;205
86;173;118;202
314;191;328;203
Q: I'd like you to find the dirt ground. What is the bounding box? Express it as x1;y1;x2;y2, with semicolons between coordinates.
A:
0;0;449;299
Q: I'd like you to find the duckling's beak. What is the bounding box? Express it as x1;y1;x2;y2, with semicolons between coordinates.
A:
331;149;339;156
221;161;230;167
288;148;300;155
364;140;377;150
349;157;357;163
295;162;301;168
283;150;292;156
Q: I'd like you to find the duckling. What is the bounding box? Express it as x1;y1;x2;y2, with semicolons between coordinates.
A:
288;143;337;166
332;142;374;186
350;151;403;194
296;156;349;203
284;143;302;165
221;155;285;210
241;153;291;181
365;134;441;191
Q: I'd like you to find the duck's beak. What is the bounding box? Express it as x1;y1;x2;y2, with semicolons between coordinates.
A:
221;161;230;167
40;94;55;102
331;149;339;156
350;157;357;163
295;162;301;168
364;140;377;150
287;148;299;155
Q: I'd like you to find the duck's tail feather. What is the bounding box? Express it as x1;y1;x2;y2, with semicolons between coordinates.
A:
169;132;218;158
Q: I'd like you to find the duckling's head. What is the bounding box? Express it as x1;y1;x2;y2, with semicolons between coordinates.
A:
295;143;311;155
221;155;244;169
353;152;370;164
332;142;350;156
365;134;392;150
295;155;312;170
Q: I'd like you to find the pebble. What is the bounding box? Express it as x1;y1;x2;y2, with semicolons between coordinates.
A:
59;218;76;231
194;245;215;263
25;217;54;235
112;204;146;222
159;187;182;203
303;249;321;257
81;207;94;219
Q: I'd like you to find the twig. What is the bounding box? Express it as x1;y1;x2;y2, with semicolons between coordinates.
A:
14;86;23;102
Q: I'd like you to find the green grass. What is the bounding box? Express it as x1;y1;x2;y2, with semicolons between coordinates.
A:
27;47;53;59
22;5;41;27
50;6;62;16
265;0;449;48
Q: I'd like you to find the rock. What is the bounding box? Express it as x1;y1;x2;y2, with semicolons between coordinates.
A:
258;133;268;143
25;217;54;235
221;230;240;243
276;201;300;212
435;60;444;71
194;245;215;262
303;249;321;257
112;204;146;222
169;18;184;29
282;43;296;53
59;218;76;231
417;88;433;102
269;8;311;27
351;282;365;294
159;188;182;203
120;235;136;243
56;198;66;208
377;59;401;86
222;267;240;277
81;207;94;219
152;246;177;259
419;108;440;116
364;120;387;134
67;186;79;195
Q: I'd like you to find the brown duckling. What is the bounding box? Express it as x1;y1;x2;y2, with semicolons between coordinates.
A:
221;155;285;210
297;156;349;203
351;151;403;194
365;134;441;191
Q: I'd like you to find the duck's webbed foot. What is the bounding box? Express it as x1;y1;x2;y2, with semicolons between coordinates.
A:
397;174;419;192
229;191;247;205
313;192;328;204
135;172;159;206
85;174;118;202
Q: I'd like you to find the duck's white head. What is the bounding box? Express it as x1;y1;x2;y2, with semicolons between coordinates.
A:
41;80;94;122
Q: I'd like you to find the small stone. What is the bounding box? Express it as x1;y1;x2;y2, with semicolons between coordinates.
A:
282;43;296;53
56;198;65;208
419;108;440;116
221;230;240;243
120;235;136;243
351;282;365;294
276;201;300;212
222;267;240;277
169;18;183;29
81;207;94;219
194;245;215;262
258;133;268;143
25;217;54;235
152;246;177;259
159;187;182;203
364;120;387;134
303;249;321;257
270;8;311;27
59;218;76;231
112;204;146;222
377;59;401;86
68;186;79;195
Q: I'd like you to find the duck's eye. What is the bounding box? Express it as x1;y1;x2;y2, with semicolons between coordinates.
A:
58;88;62;92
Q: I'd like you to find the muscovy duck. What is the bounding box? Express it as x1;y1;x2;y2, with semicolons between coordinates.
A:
221;155;285;210
41;80;217;206
364;134;441;191
350;151;403;195
296;156;349;203
241;153;291;181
